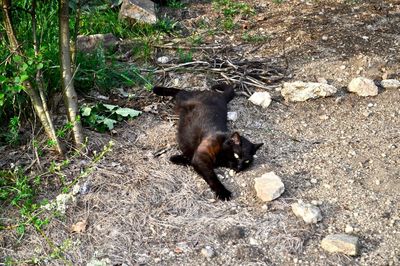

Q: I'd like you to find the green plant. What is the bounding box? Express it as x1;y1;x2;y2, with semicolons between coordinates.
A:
272;0;285;4
242;32;270;43
177;48;193;63
212;0;254;31
167;0;185;9
80;103;141;132
3;116;21;146
0;169;49;234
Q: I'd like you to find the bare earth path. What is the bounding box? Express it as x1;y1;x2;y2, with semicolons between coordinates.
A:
2;0;400;265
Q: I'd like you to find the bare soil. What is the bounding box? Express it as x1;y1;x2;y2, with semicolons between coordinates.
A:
1;0;400;265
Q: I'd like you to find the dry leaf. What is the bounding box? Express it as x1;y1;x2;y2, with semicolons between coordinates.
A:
71;220;87;233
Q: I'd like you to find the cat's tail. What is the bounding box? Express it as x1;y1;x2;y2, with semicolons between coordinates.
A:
152;86;181;97
211;83;235;102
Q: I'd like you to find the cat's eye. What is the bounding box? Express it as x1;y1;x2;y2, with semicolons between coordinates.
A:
234;153;240;159
245;160;250;164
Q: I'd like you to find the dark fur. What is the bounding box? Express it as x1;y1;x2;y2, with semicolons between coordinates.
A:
153;84;263;200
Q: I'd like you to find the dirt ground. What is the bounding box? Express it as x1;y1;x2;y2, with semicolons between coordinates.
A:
2;0;400;265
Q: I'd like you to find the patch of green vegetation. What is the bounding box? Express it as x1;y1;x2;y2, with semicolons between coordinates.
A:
190;34;204;46
74;47;154;92
213;0;254;31
272;0;285;4
242;32;270;43
167;0;185;9
80;103;141;132
177;48;193;63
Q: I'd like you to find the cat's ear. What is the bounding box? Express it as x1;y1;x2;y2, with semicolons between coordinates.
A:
230;132;241;145
254;143;263;152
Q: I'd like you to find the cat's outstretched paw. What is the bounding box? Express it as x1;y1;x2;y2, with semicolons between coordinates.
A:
216;188;232;201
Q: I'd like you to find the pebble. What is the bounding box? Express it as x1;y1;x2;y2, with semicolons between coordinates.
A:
281;81;337;102
345;224;354;234
348;77;378;96
229;169;235;177
292;201;323;224
380;79;400;89
322;35;328;41
248;91;272;108
157;56;171;64
201;246;215;258
321;234;360;256
227;111;238;121
310;178;318;184
254;172;285;202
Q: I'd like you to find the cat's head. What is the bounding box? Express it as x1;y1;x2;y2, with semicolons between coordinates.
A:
224;132;263;172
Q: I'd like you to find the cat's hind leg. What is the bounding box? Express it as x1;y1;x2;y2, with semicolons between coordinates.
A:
170;154;191;166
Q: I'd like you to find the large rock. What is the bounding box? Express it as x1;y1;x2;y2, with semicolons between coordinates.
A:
254;172;285;202
380;79;400;90
248;91;272;108
76;33;119;53
119;0;156;24
291;201;322;224
281;81;337;102
348;77;378;96
321;234;360;256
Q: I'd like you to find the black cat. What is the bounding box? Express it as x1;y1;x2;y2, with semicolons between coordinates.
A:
153;83;263;200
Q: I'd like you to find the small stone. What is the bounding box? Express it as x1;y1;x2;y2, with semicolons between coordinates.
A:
227;111;238;121
281;81;337;102
201;246;215;258
254;172;285;202
340;65;346;70
345;224;354;234
248;92;272;108
322;35;328;41
157;56;171;64
310;178;318;184
291;202;323;224
367;103;374;107
249;237;258;245
380;79;400;90
348;77;378;96
321;234;360;256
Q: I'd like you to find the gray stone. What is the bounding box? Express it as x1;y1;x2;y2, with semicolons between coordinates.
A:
321;234;360;256
119;0;156;24
281;81;337;102
248;92;272;108
254;172;285;202
201;246;215;258
227;111;238;121
76;33;118;53
291;201;322;224
381;79;400;90
348;77;378;96
157;56;171;64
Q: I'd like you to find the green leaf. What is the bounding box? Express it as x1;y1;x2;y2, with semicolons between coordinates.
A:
20;74;29;82
0;76;7;83
81;106;92;116
21;63;28;71
37;63;44;70
13;55;22;63
102;118;117;130
102;104;117;111
115;107;141;118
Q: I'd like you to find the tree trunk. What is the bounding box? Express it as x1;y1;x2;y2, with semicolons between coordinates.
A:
59;0;84;147
1;0;64;155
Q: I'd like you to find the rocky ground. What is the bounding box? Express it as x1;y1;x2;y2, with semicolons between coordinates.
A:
1;0;400;265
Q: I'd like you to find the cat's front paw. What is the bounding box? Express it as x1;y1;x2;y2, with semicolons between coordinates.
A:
216;188;232;201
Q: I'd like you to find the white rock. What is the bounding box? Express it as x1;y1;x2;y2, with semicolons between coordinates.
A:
227;111;238;121
248;92;272;108
281;81;337;102
157;56;171;64
254;172;285;202
321;234;360;256
291;202;322;224
381;79;400;90
348;77;378;96
345;224;354;234
201;246;215;258
119;0;156;24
